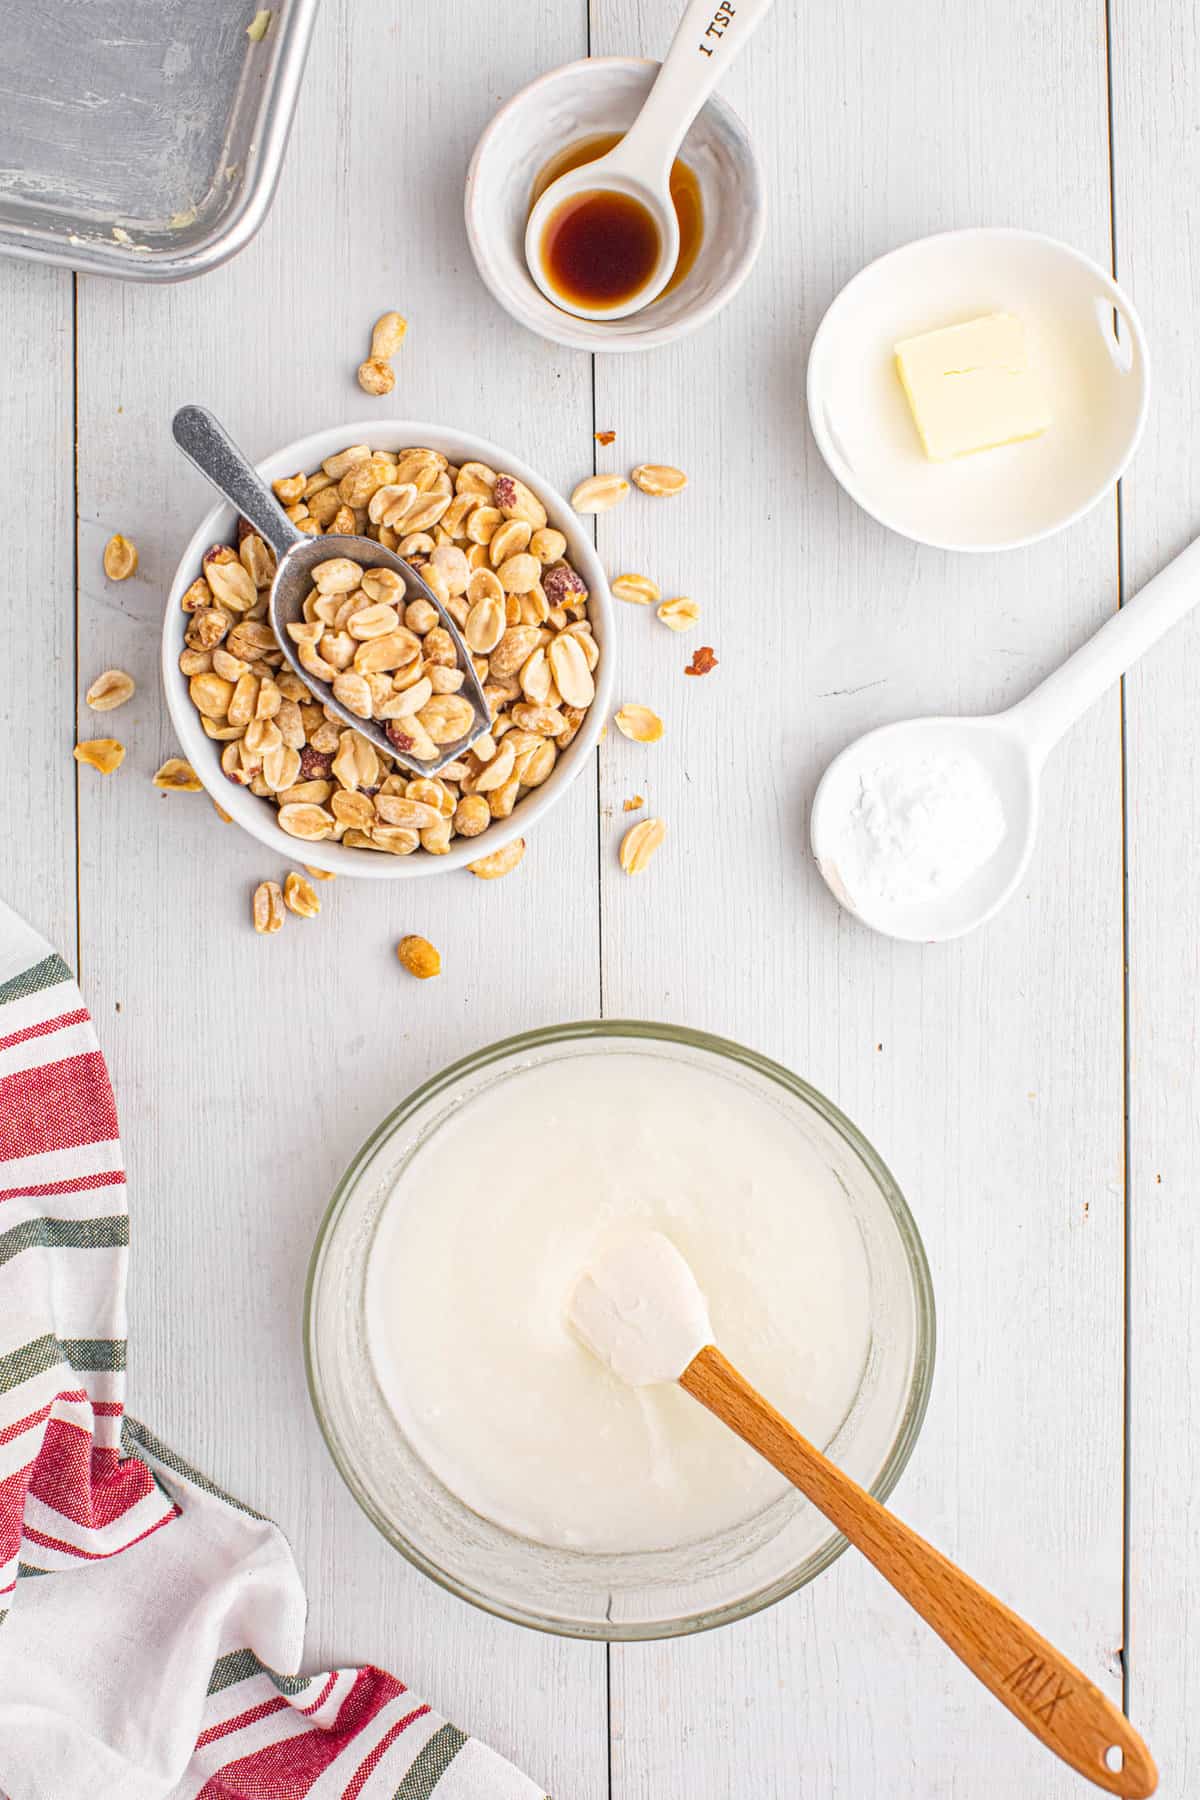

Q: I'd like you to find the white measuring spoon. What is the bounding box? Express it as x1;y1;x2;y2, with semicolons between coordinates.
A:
811;532;1200;942
524;0;775;320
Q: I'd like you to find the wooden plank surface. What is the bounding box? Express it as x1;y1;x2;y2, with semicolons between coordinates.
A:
69;3;606;1795
5;0;1193;1790
592;0;1128;1794
1;261;75;954
1110;3;1200;1794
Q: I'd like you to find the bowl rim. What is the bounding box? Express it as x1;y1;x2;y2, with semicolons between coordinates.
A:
161;418;614;877
303;1017;938;1640
464;55;767;355
805;225;1153;554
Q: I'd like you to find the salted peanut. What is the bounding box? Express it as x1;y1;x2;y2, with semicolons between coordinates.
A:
493;474;547;529
378;675;433;720
294;517;322;537
352;629;421;675
189;672;235;719
620;816;666;874
384;715;438;761
331;788;375;831
486;773;519;819
509;702;566;737
453;793;491;836
312;557;363;594
357;357;395;396
283;871;320;918
456;459;497;497
212;648;251;682
417;693;474;744
227;671;258;728
262;743;302;792
375;795;442;831
612;572;660;607
474;739;516;794
657;596;700;632
338;458;390;508
518;646;551;705
468;836;526;879
278;802;335;841
228;620;276;660
180;648;213;677
221;741;251;783
207;720;246;748
548;635;594;708
273;472;306;503
73;737;125;775
488;625;541;679
530;527;567;564
396;934;441;978
255;675;282;719
304;863;336;880
428;665;465;695
562;621;600;670
394;448;442;488
322;444;370;480
570;474;629;514
631;463;687;497
357;567;402;606
181;576;212;613
280;778;334;807
489;519;532;567
367;484;416;529
440;492;479;538
467;505;503;545
346;602;400;640
517;737;557;787
309;718;340;754
103;533;138;580
417;626;453;668
466;566;504;609
464;594;505;655
303;487;338;528
252;880;284;934
496;552;539;594
317;630;352;673
430;544;470;595
85;668;135;712
244;717;282;758
148;756;200;793
558;705;586;749
327;505;354;535
368;311;407;360
614;703;664;743
204;546;256;611
331;671;373;718
185;608;230;652
419;816;452;854
331;730;380;791
239;533;276;589
275;699;304;751
296;641;334;684
304;470;334;498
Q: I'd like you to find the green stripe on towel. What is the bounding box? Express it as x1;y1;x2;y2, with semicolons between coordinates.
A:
0;1214;128;1269
392;1724;467;1799
0;953;73;1009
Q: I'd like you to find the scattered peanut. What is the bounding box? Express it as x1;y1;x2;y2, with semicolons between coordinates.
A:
212;798;233;823
152;757;202;791
612;573;660;607
570;473;630;514
357;358;395;397
85;668;136;711
103;534;138;580
180;441;598;861
631;463;687;497
657;597;699;632
685;645;719;677
283;871;321;917
614;704;664;744
74;738;125;774
594;430;616;446
624;794;645;811
619;817;666;874
467;837;526;879
252;880;284;933
370;311;408;360
246;9;272;40
397;934;441;979
304;864;337;881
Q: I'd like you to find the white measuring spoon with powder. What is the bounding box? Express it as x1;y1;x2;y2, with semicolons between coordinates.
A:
570;1232;1157;1799
811;531;1200;942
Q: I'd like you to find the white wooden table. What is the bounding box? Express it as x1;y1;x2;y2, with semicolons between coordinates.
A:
5;0;1199;1792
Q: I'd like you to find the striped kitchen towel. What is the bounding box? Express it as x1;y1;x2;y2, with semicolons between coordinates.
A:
0;898;545;1800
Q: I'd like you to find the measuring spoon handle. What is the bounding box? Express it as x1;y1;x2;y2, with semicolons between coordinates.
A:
172;404;302;561
1005;529;1200;765
613;0;776;182
681;1347;1157;1798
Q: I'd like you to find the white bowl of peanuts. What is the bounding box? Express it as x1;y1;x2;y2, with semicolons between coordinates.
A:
162;422;613;878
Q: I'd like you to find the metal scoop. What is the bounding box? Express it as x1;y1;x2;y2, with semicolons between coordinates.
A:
172;405;490;777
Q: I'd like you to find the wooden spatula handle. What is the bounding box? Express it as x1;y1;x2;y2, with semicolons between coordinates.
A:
681;1346;1156;1798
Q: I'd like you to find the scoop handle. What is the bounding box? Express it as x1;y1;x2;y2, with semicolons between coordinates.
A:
680;1346;1156;1798
1004;530;1200;765
612;0;777;182
172;404;302;560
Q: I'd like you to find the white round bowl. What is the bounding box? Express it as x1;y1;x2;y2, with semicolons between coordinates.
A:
162;420;614;878
465;57;765;354
807;228;1151;552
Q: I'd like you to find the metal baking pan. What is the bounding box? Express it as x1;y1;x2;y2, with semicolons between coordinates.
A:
0;0;319;282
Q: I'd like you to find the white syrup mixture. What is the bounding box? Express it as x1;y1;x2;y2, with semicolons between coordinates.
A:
365;1051;873;1554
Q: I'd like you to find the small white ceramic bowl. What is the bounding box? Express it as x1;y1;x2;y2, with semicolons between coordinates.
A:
807;228;1151;552
162;420;614;878
465;57;765;354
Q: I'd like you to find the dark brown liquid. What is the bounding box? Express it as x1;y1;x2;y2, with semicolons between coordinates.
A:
541;189;660;308
531;133;704;306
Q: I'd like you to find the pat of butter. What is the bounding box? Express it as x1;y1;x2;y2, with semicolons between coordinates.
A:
894;313;1051;461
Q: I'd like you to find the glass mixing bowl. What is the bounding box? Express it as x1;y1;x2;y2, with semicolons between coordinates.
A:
304;1022;935;1640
